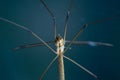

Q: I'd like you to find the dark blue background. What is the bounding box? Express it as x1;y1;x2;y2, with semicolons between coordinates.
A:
0;0;120;80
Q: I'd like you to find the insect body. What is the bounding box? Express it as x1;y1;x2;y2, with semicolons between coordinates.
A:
0;0;117;80
55;34;65;54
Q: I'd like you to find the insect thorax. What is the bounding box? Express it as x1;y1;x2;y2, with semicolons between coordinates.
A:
55;35;65;54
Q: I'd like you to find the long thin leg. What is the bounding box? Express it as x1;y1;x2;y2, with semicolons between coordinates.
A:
39;55;58;80
66;41;113;47
40;0;57;39
14;41;54;50
87;15;120;25
63;24;88;54
64;15;119;53
0;17;56;54
63;55;99;80
63;0;74;41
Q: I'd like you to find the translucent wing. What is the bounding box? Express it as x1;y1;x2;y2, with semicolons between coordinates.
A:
66;41;113;47
63;24;88;54
14;41;54;50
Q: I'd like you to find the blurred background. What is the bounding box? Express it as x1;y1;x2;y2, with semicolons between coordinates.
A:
0;0;120;80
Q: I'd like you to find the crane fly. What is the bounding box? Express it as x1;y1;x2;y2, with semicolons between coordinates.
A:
0;0;117;80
